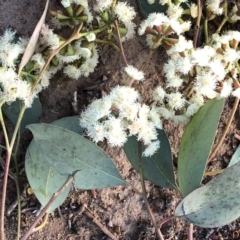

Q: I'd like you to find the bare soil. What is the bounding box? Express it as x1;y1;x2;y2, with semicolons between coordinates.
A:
1;0;240;240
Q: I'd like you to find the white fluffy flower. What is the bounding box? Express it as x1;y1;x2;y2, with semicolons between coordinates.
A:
192;46;215;67
166;74;184;88
138;13;168;35
175;57;193;75
110;85;140;107
167;5;183;19
186;103;200;117
172;35;193;53
219;81;232;98
125;65;144;81
167;92;185;110
0;29;26;68
208;60;226;81
80;47;99;77
94;0;113;11
142;140;160;157
153;86;166;103
190;3;198;18
61;0;71;8
223;48;240;63
232;88;240;98
64;65;82;79
206;0;223;15
119;103;139;121
115;2;136;24
194;71;217;97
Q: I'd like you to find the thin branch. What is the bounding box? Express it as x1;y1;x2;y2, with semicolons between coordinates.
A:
22;175;74;240
188;223;194;240
114;20;128;66
0;103;26;240
30;23;83;93
84;205;118;240
193;0;202;48
159;215;175;228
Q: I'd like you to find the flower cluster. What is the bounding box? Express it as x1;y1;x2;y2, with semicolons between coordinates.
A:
147;28;240;123
0;30;36;107
80;85;162;157
94;0;136;41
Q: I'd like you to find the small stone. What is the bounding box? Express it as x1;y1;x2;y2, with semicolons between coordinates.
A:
20;220;26;228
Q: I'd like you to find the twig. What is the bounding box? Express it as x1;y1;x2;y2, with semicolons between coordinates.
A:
208;97;239;162
0;103;26;240
188;223;193;240
193;0;202;48
7;183;29;216
21;175;74;240
159;215;175;228
138;142;164;240
114;20;128;67
30;23;83;93
84;205;118;240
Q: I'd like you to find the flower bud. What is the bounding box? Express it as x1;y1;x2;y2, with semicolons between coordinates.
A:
118;27;127;37
66;6;74;17
101;11;110;22
75;5;84;16
67;43;75;56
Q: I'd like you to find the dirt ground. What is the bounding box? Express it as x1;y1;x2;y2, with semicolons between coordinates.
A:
1;0;240;239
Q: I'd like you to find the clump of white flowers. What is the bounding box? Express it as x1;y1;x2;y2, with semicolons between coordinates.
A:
80;85;162;157
0;30;37;107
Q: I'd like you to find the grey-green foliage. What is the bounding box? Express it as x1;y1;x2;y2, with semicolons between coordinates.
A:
27;123;125;189
25;117;125;212
228;145;240;168
124;129;176;189
25;140;71;213
178;98;224;197
175;160;240;228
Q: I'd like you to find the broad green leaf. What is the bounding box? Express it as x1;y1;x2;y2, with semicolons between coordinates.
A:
175;160;240;228
137;0;167;18
25;116;82;212
27;124;126;189
25;140;71;213
123;129;176;189
178;98;224;197
51;116;83;135
228;145;240;168
18;0;49;75
2;97;42;133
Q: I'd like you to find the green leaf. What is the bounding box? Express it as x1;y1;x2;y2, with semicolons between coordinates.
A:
123;129;176;189
178;98;224;197
137;0;167;18
175;160;240;228
25;140;71;213
2;97;42;133
27;123;126;189
228;145;240;168
25;116;82;212
51;116;83;135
